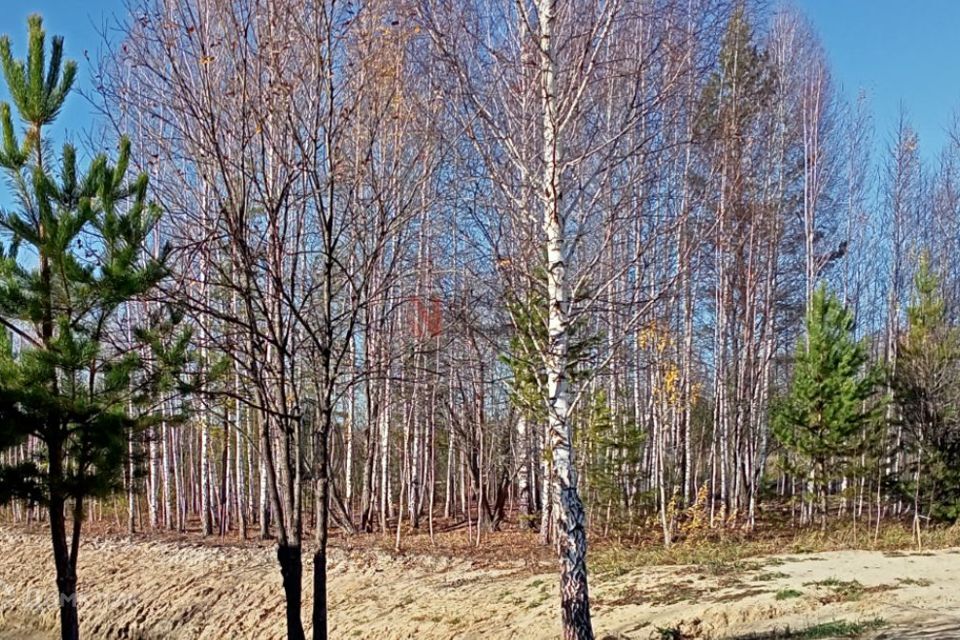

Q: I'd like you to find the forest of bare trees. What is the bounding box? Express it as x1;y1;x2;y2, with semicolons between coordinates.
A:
7;1;960;639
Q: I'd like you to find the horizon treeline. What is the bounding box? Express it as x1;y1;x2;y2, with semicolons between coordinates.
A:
4;1;960;639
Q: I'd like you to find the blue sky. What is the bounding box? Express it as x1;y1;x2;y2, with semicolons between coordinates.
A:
797;0;960;163
0;1;956;162
0;0;121;144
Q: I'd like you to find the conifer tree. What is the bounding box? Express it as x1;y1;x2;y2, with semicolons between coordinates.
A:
502;271;602;537
0;16;179;640
894;254;960;523
773;285;880;527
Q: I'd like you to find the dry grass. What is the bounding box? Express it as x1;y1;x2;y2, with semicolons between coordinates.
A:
592;520;960;577
6;508;960;577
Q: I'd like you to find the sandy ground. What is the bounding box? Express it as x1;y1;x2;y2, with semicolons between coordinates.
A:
2;528;960;639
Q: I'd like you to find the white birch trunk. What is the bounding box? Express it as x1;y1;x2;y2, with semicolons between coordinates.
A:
538;1;592;636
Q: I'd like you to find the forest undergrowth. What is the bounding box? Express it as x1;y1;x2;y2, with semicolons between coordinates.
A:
8;507;956;574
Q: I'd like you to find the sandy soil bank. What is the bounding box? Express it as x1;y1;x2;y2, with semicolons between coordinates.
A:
2;527;960;639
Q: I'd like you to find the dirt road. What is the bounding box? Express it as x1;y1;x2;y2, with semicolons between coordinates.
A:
2;528;960;639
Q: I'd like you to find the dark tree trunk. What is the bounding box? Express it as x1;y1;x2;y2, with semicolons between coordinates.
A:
312;466;330;640
559;485;593;640
330;482;357;535
276;544;305;640
50;501;79;640
258;413;273;541
488;472;511;531
56;573;79;640
312;345;333;640
312;547;327;640
48;439;80;640
358;401;378;533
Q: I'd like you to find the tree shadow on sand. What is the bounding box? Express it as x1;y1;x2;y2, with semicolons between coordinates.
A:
871;618;960;639
724;616;960;639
